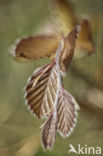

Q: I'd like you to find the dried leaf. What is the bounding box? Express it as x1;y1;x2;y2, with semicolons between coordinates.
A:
38;0;94;57
51;0;78;35
10;35;60;61
77;19;94;54
52;0;94;55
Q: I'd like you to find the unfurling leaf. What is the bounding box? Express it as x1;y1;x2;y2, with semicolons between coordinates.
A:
57;88;79;138
41;87;79;149
59;26;80;73
25;60;59;118
41;111;57;149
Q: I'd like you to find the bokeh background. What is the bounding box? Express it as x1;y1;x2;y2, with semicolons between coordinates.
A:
0;0;103;155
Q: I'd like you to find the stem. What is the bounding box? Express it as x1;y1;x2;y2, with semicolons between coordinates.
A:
53;40;63;116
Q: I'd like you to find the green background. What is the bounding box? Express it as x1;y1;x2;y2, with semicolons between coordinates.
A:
0;0;103;155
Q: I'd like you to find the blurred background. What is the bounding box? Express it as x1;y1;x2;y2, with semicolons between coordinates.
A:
0;0;103;155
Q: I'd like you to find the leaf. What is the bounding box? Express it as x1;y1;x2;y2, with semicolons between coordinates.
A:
51;0;94;56
41;111;57;150
10;0;94;62
51;0;78;35
77;19;94;54
59;26;80;73
41;86;79;149
25;60;59;118
57;88;79;138
10;35;61;61
38;0;94;58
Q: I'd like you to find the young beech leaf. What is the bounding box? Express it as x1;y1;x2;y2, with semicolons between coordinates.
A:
25;60;59;119
57;88;79;138
41;110;57;150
